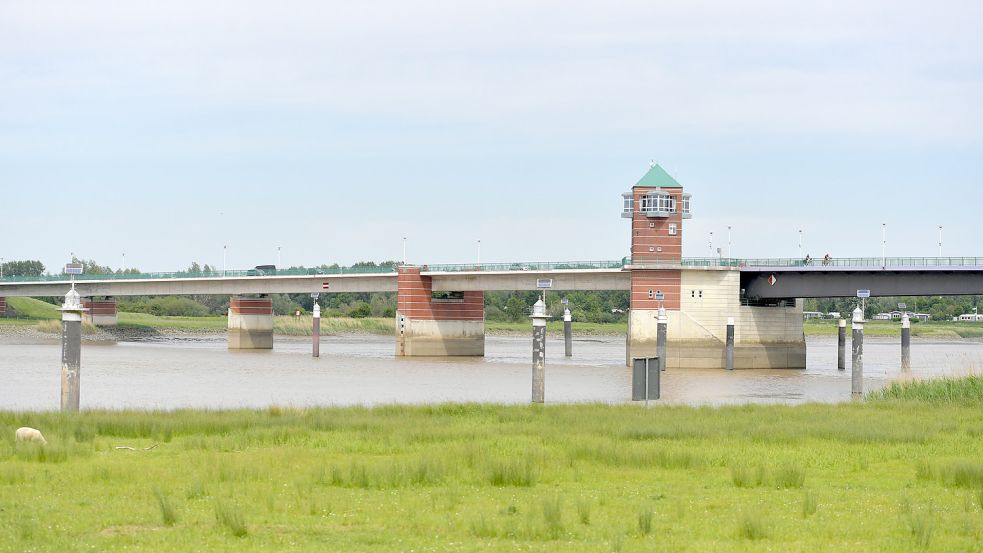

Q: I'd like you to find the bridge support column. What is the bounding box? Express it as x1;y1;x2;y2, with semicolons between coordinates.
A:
628;268;806;369
82;298;117;326
396;266;484;356
228;297;273;350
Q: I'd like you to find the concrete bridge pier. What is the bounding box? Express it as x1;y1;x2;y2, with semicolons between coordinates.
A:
82;298;117;326
228;296;274;349
396;266;484;356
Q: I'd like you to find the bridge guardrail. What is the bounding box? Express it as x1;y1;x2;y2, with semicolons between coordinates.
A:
3;257;983;284
737;257;983;268
422;260;630;273
0;264;399;283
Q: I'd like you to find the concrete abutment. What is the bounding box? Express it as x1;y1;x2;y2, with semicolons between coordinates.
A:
228;296;273;350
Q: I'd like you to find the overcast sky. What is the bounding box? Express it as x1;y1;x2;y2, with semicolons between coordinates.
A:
2;1;981;272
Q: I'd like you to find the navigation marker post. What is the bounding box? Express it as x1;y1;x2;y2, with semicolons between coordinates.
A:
901;312;911;370
562;298;572;357
60;263;86;412
656;305;667;372
311;293;320;358
530;298;551;403
725;317;735;371
837;319;846;370
851;306;864;400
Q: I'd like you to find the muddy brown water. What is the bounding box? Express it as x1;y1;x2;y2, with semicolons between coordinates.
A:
1;334;981;410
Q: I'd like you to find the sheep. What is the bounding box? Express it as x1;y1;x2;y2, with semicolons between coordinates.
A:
15;427;47;445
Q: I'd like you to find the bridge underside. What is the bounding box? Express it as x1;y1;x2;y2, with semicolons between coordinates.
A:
743;269;983;299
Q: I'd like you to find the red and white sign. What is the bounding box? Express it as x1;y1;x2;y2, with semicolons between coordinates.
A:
767;274;778;286
322;282;330;290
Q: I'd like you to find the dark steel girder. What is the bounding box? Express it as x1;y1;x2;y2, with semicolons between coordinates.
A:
741;269;983;299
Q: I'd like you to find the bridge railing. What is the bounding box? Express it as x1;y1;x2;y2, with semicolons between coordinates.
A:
0;264;399;283
423;260;630;273
737;257;983;268
4;257;983;284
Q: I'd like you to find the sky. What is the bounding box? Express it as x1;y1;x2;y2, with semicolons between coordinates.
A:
1;0;981;273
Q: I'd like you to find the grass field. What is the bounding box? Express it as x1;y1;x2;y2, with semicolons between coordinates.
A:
805;319;983;339
2;377;983;551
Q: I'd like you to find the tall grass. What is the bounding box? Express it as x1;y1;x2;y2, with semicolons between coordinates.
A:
215;500;247;537
273;315;394;336
1;399;983;549
867;375;983;404
737;512;767;540
153;487;178;526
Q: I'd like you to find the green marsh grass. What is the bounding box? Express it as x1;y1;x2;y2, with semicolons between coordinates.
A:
0;382;982;550
153;487;178;526
737;512;768;540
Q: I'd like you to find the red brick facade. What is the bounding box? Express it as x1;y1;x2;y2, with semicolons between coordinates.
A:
81;299;117;316
0;297;6;315
398;266;484;321
229;297;273;315
630;188;684;263
629;184;685;310
631;270;681;310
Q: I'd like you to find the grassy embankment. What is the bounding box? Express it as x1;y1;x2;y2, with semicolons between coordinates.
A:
2;377;983;551
804;318;983;339
6;297;983;338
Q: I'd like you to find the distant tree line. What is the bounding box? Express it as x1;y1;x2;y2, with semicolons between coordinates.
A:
7;257;978;321
805;296;983;321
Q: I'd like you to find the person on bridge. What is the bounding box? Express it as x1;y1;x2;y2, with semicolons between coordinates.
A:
823;253;831;266
804;254;812;266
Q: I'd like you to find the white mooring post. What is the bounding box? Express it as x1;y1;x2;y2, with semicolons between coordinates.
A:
851;307;864;399
563;307;572;357
901;313;911;370
59;286;86;412
312;301;321;358
530;298;550;403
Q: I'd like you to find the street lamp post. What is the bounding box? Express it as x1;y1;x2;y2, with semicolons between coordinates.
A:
223;245;227;276
882;223;886;268
708;232;713;257
277;246;281;268
727;226;732;258
798;229;802;259
402;237;407;265
121;253;125;273
938;226;943;258
477;239;481;269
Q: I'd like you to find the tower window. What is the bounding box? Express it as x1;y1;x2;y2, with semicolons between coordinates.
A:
640;191;676;216
623;197;634;214
668;224;677;236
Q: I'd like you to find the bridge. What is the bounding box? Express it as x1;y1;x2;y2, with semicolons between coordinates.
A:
3;257;982;298
2;163;980;369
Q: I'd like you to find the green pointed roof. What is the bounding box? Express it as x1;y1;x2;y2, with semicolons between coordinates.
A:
634;163;682;188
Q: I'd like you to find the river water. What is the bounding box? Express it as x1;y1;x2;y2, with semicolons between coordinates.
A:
1;334;981;410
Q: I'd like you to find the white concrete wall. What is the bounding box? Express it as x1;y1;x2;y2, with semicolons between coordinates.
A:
397;317;485;356
228;312;274;349
628;269;806;368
